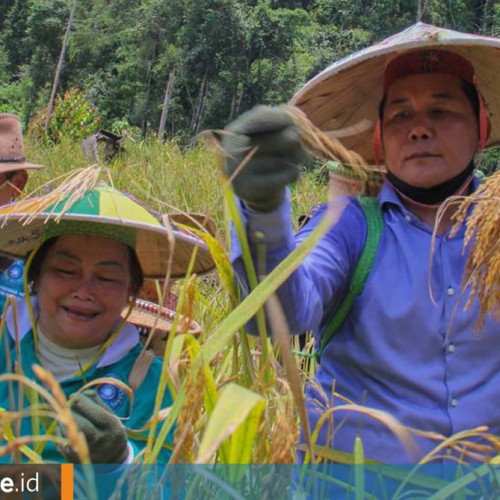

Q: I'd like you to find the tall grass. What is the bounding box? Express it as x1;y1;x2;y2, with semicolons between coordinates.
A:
4;134;496;498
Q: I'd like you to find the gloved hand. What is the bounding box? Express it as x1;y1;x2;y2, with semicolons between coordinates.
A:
62;390;129;464
221;105;311;212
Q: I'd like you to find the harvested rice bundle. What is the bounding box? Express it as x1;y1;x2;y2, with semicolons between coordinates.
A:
284;105;385;198
452;169;500;331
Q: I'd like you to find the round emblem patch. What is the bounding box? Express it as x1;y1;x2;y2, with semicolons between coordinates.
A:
0;260;25;298
97;378;127;412
7;262;23;280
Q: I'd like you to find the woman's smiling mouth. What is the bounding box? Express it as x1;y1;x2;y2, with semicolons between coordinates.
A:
62;306;100;320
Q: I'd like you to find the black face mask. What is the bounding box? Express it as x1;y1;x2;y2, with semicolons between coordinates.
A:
385;161;475;205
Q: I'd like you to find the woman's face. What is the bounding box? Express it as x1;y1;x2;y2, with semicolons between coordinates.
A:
35;234;132;349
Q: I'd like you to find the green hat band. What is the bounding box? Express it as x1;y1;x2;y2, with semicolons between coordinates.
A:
42;220;137;249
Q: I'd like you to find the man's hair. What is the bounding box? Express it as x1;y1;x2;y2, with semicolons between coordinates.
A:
28;236;144;298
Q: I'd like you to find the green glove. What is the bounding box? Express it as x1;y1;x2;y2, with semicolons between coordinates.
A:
221;105;311;212
63;390;129;464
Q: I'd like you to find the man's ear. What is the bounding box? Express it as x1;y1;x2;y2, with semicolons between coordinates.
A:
486;117;492;142
9;170;28;199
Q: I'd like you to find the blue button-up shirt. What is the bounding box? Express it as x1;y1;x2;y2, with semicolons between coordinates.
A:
231;180;500;463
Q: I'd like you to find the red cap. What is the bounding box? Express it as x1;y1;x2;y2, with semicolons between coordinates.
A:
377;49;489;160
384;50;475;92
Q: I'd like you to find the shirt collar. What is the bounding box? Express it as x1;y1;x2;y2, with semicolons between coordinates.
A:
6;296;140;368
378;180;403;209
377;176;481;210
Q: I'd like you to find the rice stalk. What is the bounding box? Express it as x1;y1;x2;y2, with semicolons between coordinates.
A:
171;362;205;463
390;427;500;499
443;170;500;331
0;408;44;462
265;293;313;462
0;167;109;225
143;235;200;462
305;403;419;464
354;436;365;500
179;275;196;335
31;365;90;463
149;387;184;460
195;382;265;464
182;335;235;464
262;391;298;464
15;131;500;496
419;426;500;464
283;105;373;183
425;464;493;500
199;201;341;364
1;296;25;462
224;184;271;384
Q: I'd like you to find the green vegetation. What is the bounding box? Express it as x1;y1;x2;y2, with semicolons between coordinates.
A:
1;1;499;140
2;2;500;496
7;137;498;498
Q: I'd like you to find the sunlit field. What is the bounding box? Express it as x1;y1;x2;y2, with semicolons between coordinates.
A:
3;130;498;498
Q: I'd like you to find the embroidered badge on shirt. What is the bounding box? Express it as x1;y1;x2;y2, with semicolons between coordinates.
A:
0;260;26;298
97;377;127;412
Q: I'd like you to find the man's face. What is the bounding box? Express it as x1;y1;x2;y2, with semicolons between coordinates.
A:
381;73;479;188
0;170;28;206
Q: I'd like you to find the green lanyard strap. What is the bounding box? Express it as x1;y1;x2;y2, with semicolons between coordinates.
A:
315;195;383;362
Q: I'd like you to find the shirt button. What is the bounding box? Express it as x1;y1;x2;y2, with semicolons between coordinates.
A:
447;343;455;353
405;215;411;222
450;397;458;407
447;287;455;296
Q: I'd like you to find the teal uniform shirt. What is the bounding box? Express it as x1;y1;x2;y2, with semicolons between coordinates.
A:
0;297;174;464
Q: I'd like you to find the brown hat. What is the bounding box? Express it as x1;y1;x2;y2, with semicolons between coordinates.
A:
0;113;43;174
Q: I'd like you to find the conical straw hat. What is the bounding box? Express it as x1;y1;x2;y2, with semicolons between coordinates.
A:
122;298;201;337
291;22;500;164
0;180;214;279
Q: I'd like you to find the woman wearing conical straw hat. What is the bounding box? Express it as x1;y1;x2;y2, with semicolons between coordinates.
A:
0;170;213;468
223;22;500;480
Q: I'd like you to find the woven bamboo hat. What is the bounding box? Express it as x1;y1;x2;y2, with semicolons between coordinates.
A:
291;22;500;165
0;175;214;279
123;298;201;337
0;113;43;173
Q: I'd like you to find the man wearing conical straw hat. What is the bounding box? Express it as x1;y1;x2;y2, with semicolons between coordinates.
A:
0;171;213;469
222;22;500;474
0;113;44;305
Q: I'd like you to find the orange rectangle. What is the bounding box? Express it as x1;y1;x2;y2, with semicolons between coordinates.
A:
61;463;74;500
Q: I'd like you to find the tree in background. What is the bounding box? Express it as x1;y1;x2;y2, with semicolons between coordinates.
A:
0;0;498;142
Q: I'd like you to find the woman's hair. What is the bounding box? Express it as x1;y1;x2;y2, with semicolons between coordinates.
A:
28;236;144;297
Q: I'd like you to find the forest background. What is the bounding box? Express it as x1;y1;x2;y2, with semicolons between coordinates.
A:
1;0;499;141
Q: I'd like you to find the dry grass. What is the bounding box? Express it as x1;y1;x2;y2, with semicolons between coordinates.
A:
449;170;500;331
